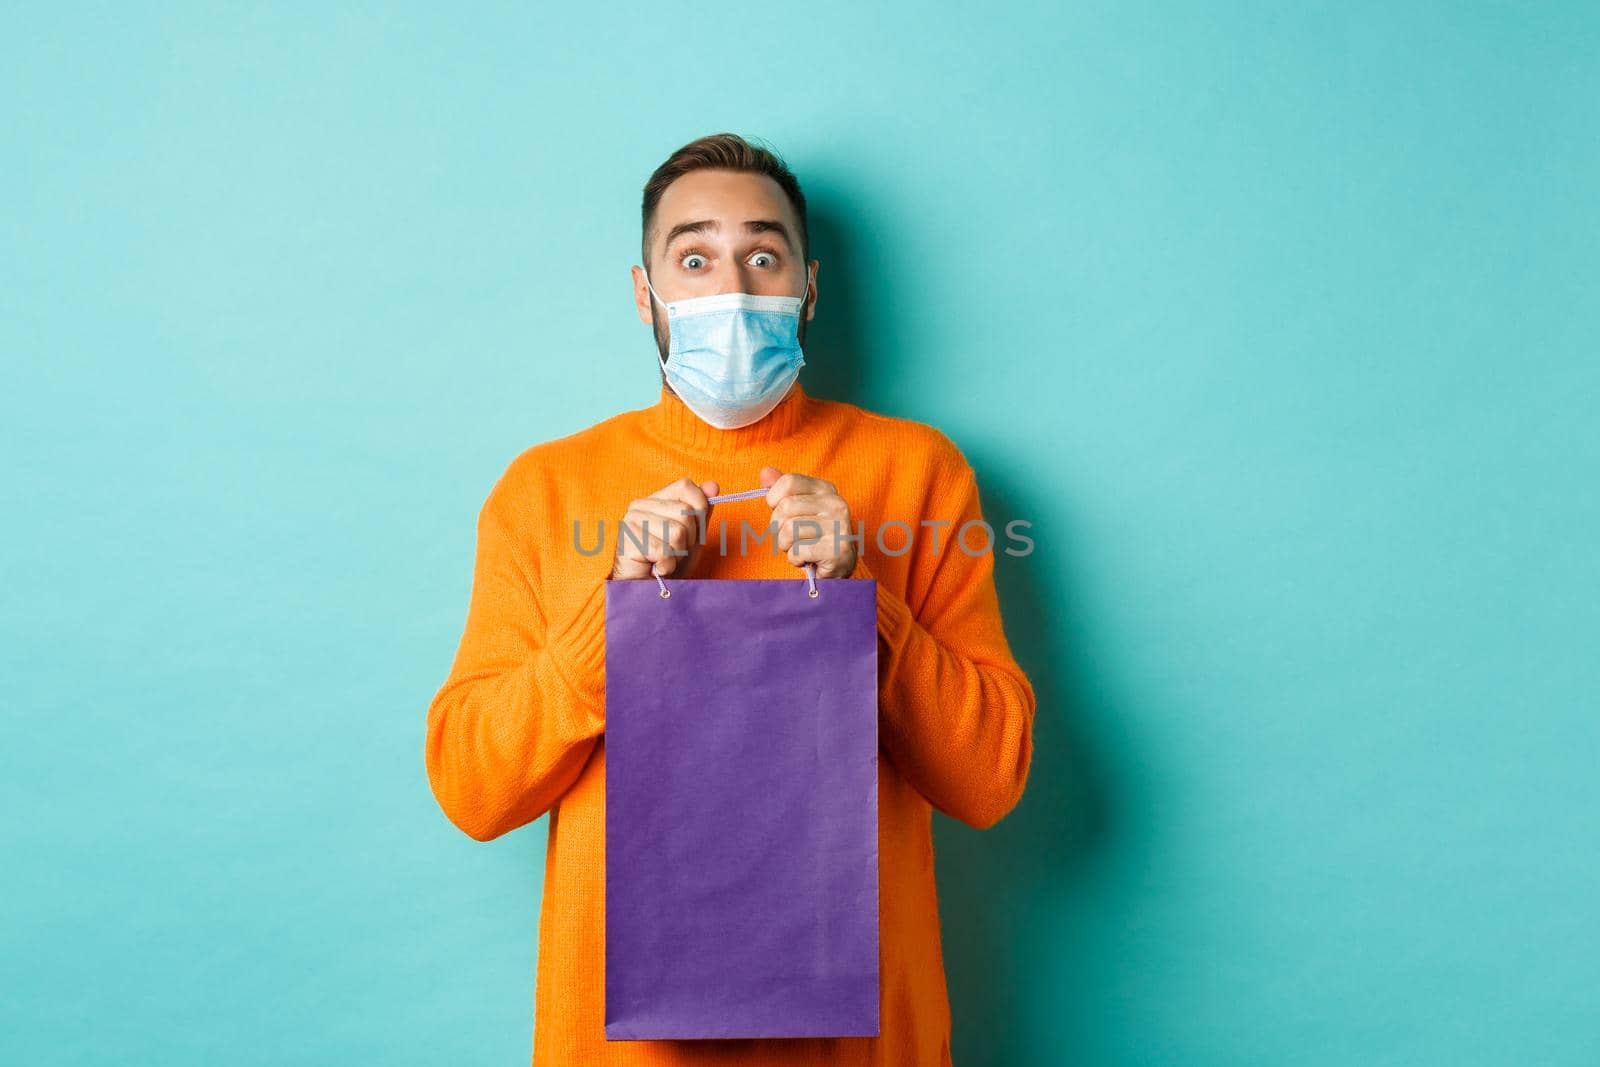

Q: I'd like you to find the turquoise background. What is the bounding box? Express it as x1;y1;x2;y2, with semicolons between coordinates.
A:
5;3;1597;1064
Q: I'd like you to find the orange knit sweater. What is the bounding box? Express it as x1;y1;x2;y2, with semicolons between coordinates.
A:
425;379;1036;1066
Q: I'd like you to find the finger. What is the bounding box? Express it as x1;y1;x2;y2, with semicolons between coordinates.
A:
773;501;814;551
610;553;652;579
653;476;712;516
772;497;847;545
636;500;705;555
619;511;693;567
787;539;825;565
764;472;835;508
794;549;855;579
688;479;718;544
773;492;839;520
763;471;798;508
777;516;827;555
652;479;717;546
774;509;811;552
644;514;694;567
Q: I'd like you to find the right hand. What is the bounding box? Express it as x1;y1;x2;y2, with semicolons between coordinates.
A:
609;477;721;580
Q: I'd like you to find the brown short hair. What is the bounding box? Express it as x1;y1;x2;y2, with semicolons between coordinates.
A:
641;133;809;269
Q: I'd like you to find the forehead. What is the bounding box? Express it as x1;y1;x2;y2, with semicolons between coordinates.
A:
654;169;799;244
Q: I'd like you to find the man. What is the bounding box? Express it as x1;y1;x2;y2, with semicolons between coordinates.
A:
425;132;1036;1066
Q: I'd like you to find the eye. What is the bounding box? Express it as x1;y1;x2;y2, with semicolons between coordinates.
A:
749;250;778;268
680;252;708;270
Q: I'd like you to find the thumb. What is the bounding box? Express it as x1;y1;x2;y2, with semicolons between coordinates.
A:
758;466;783;488
689;480;719;566
696;480;719;537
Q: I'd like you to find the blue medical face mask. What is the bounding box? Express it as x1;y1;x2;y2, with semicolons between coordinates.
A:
639;268;808;430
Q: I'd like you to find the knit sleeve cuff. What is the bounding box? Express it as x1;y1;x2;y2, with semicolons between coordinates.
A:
849;554;916;659
546;555;611;709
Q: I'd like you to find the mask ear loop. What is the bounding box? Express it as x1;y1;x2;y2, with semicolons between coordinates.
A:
640;268;672;374
639;268;666;311
654;485;819;599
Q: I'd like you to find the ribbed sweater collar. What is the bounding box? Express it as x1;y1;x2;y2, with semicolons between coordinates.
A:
642;378;815;457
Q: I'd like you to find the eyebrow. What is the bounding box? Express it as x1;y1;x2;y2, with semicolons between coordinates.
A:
663;218;796;255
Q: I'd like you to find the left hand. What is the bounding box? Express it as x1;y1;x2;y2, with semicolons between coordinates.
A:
760;466;858;579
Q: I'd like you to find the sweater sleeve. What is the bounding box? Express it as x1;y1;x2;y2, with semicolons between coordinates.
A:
424;482;610;842
850;458;1036;830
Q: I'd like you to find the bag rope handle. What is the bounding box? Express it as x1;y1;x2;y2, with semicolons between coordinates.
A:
656;486;819;600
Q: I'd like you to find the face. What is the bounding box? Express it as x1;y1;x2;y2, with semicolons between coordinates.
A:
633;168;819;366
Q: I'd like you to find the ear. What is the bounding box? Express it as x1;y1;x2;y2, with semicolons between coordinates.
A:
804;260;819;321
631;265;654;325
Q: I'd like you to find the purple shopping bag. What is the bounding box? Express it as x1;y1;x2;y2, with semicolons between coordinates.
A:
603;552;880;1041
